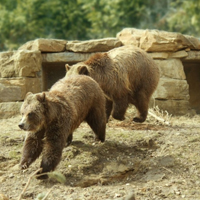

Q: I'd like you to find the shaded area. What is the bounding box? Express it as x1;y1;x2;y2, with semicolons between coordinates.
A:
183;61;200;113
42;62;66;91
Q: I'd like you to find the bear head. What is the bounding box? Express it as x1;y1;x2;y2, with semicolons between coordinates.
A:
65;63;89;76
65;53;110;77
19;92;46;132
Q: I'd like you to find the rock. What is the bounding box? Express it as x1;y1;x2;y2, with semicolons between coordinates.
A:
183;50;200;61
9;173;14;178
0;102;22;119
0;51;15;77
123;192;136;200
117;28;200;52
15;50;42;77
104;162;130;174
42;52;94;63
153;78;189;100
158;155;175;167
141;169;165;181
0;50;42;78
0;77;41;102
155;59;186;79
66;38;122;53
108;192;135;200
168;50;188;59
19;38;67;52
149;52;169;59
152;99;192;115
149;51;188;60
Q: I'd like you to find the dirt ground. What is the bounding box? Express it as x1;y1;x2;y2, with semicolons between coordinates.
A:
0;107;200;200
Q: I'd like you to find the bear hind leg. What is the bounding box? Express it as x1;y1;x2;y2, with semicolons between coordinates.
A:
112;97;128;121
86;108;106;142
133;110;148;123
133;92;149;123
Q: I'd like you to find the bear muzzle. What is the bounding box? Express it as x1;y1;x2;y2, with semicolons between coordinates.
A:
18;122;25;130
19;116;29;130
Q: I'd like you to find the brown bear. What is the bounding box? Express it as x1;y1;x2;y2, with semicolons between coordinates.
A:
18;75;106;179
65;45;160;123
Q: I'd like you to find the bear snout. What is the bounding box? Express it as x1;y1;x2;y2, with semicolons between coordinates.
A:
19;116;29;130
18;122;25;130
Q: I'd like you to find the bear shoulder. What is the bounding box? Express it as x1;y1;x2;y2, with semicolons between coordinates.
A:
84;53;111;68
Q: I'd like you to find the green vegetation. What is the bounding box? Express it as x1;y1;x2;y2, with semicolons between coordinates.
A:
0;0;199;51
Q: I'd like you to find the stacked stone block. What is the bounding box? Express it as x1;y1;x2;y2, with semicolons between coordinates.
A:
1;29;200;118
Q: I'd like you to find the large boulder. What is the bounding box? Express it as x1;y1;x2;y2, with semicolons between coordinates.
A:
19;38;67;52
117;28;200;52
155;59;186;79
153;78;189;100
0;50;42;78
153;99;192;115
66;38;122;53
183;50;200;61
0;51;15;77
0;77;41;102
0;102;22;119
42;52;94;63
149;50;188;59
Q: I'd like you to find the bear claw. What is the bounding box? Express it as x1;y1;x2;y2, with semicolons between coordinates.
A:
20;163;28;170
133;117;145;123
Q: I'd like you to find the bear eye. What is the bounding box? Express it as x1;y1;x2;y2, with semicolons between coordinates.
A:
28;112;35;118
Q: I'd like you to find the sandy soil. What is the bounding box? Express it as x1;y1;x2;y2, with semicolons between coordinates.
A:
0;107;200;200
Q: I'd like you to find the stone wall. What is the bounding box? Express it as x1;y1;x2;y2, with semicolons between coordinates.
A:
1;28;200;118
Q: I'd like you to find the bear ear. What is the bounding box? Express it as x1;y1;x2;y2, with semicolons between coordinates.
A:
25;92;33;99
78;65;89;75
36;92;46;103
65;64;70;71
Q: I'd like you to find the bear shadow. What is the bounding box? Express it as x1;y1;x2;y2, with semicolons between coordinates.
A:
51;136;185;187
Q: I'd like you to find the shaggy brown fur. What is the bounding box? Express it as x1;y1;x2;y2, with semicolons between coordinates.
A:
18;75;106;179
66;45;160;123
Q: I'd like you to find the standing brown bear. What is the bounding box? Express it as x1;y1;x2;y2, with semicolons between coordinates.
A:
66;45;160;123
18;75;106;179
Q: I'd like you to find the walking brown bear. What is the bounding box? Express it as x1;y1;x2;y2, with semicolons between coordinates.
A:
65;45;160;123
18;75;106;179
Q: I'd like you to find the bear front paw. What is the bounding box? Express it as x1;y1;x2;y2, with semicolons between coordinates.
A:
20;162;28;170
20;157;32;169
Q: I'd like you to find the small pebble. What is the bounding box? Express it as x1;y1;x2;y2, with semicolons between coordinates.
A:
9;173;14;178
